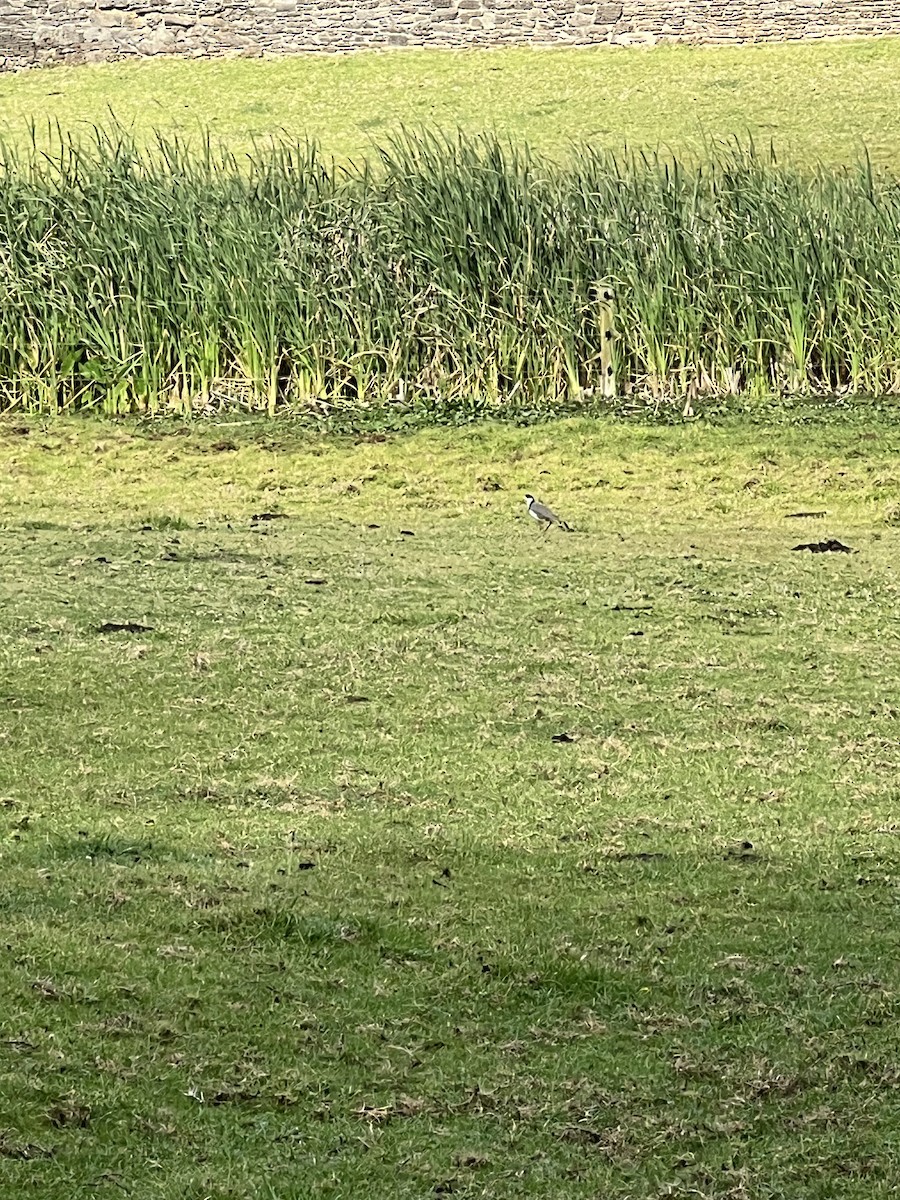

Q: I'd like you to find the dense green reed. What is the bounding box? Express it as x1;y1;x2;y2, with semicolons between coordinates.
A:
0;128;898;414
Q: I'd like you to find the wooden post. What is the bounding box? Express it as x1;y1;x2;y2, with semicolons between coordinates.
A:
597;283;617;399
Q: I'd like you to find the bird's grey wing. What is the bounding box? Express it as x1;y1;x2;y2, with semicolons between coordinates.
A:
531;501;558;523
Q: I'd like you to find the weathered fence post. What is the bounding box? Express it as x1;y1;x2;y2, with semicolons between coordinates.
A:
597;283;617;398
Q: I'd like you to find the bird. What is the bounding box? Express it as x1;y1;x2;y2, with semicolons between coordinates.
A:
524;493;571;533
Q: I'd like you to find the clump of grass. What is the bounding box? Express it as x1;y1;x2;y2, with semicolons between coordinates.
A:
139;514;194;532
1;127;898;414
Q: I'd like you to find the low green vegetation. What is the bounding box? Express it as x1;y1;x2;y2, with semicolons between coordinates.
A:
2;412;900;1198
1;130;898;415
1;39;899;167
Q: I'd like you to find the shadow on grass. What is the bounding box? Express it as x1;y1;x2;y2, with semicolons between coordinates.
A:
43;832;177;865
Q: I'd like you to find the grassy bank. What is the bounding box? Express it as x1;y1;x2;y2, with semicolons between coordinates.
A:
1;40;899;168
1;132;899;416
2;414;900;1197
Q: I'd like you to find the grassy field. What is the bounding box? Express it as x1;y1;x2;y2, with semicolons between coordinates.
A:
3;410;900;1197
1;38;900;166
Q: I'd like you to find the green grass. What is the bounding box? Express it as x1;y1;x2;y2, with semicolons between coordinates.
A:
3;411;900;1197
1;38;900;167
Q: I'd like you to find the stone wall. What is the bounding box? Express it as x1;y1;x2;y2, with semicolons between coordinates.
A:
2;1;899;70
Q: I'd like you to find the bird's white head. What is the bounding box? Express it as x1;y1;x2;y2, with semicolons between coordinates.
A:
524;493;535;505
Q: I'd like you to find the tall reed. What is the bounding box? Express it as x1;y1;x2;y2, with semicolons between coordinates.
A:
0;128;897;414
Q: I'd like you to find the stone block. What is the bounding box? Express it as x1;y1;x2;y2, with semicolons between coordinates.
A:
93;9;127;26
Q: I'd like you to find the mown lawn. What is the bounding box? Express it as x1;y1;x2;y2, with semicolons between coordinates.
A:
1;38;899;166
2;410;900;1198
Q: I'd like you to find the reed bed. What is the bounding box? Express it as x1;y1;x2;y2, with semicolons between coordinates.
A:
0;128;897;414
